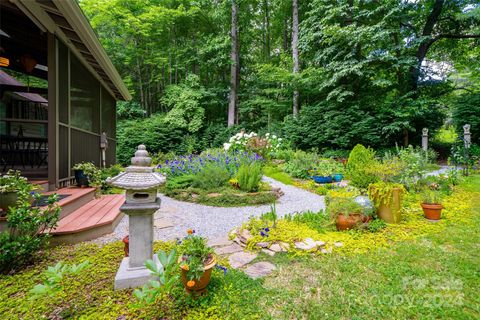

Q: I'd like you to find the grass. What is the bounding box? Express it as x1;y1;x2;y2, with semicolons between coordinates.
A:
1;175;479;319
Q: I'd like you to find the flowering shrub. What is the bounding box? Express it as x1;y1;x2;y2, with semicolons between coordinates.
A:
158;149;263;178
0;170;37;194
223;131;283;158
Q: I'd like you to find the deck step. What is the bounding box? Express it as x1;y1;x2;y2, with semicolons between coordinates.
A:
45;187;96;219
50;194;125;245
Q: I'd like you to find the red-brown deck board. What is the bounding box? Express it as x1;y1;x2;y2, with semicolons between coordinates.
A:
51;194;124;235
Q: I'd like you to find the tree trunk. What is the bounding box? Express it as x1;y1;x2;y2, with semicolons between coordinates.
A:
228;0;239;127
263;0;271;61
292;0;299;116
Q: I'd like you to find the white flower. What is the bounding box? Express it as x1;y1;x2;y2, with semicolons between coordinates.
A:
272;135;277;139
265;133;270;137
278;138;282;141
223;143;231;151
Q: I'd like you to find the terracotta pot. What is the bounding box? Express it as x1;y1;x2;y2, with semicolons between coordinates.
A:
336;213;364;231
421;203;443;220
179;254;217;294
122;236;129;257
377;188;403;224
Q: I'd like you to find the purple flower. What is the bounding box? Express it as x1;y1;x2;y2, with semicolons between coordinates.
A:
264;227;270;232
260;231;265;237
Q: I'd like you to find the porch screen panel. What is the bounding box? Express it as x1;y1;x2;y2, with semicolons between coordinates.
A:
59;125;69;179
71;129;100;166
70;55;100;133
58;41;69;124
101;88;116;139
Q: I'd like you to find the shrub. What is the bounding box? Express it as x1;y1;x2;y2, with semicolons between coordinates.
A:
165;175;195;192
0;170;36;194
346;144;379;189
100;165;123;193
191;164;230;190
0;191;60;274
177;231;214;281
284;150;319;179
72;162;102;188
236;163;263;192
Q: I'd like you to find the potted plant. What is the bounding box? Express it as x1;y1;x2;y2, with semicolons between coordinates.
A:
72;162;101;188
0;170;37;214
177;229;216;294
367;159;406;224
420;188;443;221
309;159;337;184
328;197;372;231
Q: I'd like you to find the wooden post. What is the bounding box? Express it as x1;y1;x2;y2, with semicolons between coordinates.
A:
47;33;58;191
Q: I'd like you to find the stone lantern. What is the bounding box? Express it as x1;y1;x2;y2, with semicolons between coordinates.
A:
107;145;166;290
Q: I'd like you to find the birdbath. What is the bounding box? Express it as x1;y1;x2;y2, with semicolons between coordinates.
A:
107;145;166;290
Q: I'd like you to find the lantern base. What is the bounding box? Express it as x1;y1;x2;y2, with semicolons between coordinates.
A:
114;254;161;290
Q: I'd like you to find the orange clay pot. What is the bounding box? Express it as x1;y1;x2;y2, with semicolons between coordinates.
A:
421;203;443;221
336;213;364;231
179;254;217;294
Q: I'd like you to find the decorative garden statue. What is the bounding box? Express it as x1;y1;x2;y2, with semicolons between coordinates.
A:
463;124;471;149
107;145;166;289
422;128;428;151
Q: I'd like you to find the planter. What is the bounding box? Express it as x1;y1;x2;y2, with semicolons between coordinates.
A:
74;170;90;187
122;236;129;257
180;254;217;294
336;213;364;231
421;203;443;221
0;192;18;212
312;175;333;184
333;174;343;182
377;188;403;224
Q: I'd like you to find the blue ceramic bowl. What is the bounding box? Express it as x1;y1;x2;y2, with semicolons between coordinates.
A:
333;174;343;182
312;175;333;184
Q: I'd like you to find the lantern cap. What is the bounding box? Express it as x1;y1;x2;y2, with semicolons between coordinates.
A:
107;145;165;190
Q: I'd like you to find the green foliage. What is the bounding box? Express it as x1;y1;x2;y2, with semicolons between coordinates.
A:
165;175;195;192
178;233;213;281
284;150;319;179
309;158;342;177
191;164;230;191
0;170;36;194
72;162;102;188
346;145;379;189
366;219;387;233
452;92;480;145
1;192;60;274
327;197;365;219
236;163;263;192
116;100;145;120
163;75;207;133
133;249;178;305
421;189;442;205
284;210;330;233
99;165;123;194
30;261;90;298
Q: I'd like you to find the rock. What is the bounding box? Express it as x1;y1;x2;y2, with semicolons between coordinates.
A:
269;243;283;252
320;248;332;254
334;242;343;247
207;193;222;198
237;229;253;244
315;241;326;247
207;235;232;248
228;252;257;269
256;242;269;248
279;242;291;251
262;249;276;256
294;238;317;251
305;238;316;246
244;262;276;279
233;237;247;247
215;243;243;255
191;193;199;199
154;218;174;229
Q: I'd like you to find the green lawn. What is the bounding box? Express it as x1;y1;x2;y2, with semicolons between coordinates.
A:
1;176;479;319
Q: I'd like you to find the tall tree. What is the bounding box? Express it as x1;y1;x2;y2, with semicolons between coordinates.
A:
292;0;300;116
228;0;240;127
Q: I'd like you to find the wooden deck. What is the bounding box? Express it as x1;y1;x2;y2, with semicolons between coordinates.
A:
49;193;124;245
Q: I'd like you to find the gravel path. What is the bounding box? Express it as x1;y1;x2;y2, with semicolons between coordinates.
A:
92;177;325;244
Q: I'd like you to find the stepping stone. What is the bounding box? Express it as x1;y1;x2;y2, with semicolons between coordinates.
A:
208;235;232;248
154;218;174;229
244;262;276;279
262;249;275;256
215;243;243;255
269;243;283;252
256;242;269;248
229;252;257;269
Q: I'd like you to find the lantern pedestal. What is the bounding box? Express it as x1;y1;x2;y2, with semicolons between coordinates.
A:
113;197;161;290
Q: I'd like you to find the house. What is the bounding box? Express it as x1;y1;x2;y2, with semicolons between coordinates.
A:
0;0;131;243
0;0;131;191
